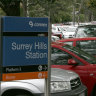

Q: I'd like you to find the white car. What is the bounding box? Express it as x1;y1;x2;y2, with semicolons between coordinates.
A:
1;68;87;96
62;26;77;38
51;36;60;42
51;24;65;39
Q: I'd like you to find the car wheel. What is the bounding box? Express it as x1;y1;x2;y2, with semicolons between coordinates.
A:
94;88;96;96
92;86;96;96
2;90;33;96
3;93;32;96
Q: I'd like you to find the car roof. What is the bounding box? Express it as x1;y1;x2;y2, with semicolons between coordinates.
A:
78;24;96;28
58;37;96;42
51;42;66;46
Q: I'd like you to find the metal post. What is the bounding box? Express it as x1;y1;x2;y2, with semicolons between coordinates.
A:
44;18;51;96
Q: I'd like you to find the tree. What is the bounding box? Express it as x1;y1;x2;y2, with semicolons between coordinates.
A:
83;0;96;21
87;0;96;8
0;0;20;16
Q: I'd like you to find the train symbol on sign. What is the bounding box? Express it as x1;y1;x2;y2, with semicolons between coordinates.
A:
38;65;47;71
38;65;43;71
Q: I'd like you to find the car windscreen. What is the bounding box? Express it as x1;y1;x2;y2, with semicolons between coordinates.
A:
76;26;96;37
76;40;96;56
63;45;96;64
66;27;76;32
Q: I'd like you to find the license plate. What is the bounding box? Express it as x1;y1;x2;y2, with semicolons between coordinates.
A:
79;92;85;96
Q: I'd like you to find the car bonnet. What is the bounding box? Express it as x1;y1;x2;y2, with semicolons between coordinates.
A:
51;68;79;82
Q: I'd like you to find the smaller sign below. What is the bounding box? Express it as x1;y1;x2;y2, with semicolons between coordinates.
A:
2;71;48;81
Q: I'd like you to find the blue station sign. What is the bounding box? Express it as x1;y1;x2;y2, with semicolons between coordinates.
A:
1;16;48;81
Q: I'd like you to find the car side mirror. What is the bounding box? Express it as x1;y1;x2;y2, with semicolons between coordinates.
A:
68;59;78;66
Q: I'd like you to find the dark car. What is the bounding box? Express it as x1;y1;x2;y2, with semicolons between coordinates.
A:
51;43;96;96
75;25;96;38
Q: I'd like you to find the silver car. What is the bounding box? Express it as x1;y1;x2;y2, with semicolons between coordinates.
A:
1;68;87;96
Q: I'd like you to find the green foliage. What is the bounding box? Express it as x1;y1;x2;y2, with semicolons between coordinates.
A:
47;0;56;3
29;4;47;17
1;0;96;22
88;0;96;8
0;0;20;16
0;8;6;16
79;14;85;22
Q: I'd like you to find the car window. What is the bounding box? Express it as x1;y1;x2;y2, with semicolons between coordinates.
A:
51;47;83;66
51;48;72;65
66;27;76;32
52;27;56;30
63;45;96;64
58;27;65;31
76;28;88;38
76;26;96;38
63;41;73;46
76;40;96;55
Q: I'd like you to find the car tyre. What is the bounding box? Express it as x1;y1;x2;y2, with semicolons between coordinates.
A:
91;86;96;96
2;90;33;96
94;87;96;96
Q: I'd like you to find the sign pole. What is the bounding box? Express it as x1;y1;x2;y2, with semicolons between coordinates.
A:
0;17;2;96
45;18;51;96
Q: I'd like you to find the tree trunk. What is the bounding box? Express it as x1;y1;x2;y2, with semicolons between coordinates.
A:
22;0;27;17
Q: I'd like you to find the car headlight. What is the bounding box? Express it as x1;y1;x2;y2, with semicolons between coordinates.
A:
51;81;71;93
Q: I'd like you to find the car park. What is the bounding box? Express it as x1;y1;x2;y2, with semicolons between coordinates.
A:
1;68;87;96
51;43;96;96
57;37;96;56
75;25;96;38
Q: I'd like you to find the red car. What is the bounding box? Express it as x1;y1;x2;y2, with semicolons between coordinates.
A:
51;43;96;96
58;37;96;56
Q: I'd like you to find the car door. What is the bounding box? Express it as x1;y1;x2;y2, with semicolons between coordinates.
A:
51;47;89;86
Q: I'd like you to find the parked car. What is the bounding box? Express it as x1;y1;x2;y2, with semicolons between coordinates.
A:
51;36;60;42
62;26;77;38
75;25;96;38
51;24;65;39
52;31;62;39
1;68;87;96
51;43;96;96
57;37;96;56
